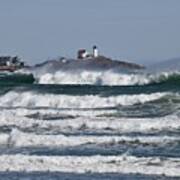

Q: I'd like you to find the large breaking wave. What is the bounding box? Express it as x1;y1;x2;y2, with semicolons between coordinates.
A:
36;71;180;86
17;60;180;86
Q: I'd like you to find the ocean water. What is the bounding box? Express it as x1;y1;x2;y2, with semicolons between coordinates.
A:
0;65;180;179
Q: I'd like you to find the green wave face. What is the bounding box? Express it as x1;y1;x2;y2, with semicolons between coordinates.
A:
0;73;35;85
150;73;180;85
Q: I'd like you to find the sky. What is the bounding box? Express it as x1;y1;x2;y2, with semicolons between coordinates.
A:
0;0;180;65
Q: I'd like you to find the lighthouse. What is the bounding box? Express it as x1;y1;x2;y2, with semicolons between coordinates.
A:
93;46;98;58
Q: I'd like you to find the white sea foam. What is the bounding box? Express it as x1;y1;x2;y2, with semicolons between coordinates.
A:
0;91;167;108
0;107;116;118
2;129;178;148
0;134;9;145
0;154;180;176
0;111;180;134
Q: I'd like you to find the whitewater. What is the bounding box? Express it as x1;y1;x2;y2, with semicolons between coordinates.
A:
1;61;180;179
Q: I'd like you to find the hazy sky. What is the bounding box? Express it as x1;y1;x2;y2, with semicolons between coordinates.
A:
0;0;180;65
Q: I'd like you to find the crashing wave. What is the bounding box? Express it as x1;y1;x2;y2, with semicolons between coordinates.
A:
1;110;180;134
36;70;180;86
5;128;180;148
0;154;180;176
19;59;180;86
36;71;149;85
0;91;168;108
4;129;180;164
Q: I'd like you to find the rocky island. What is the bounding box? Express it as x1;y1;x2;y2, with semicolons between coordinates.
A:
33;46;145;73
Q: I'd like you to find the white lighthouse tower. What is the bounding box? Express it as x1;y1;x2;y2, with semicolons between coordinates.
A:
93;45;98;58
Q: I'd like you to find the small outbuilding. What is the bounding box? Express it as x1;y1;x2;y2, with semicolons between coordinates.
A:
77;46;99;60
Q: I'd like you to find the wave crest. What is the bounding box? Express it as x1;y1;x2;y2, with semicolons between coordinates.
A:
23;67;180;86
0;91;167;108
